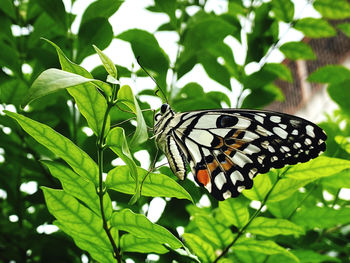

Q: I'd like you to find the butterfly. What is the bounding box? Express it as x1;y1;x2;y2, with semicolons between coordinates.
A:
153;104;327;201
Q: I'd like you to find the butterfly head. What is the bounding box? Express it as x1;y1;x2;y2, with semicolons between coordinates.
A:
154;104;175;138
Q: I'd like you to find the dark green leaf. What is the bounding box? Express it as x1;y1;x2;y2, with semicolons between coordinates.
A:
263;63;293;82
241;84;284;109
294;18;336;38
280;41;316;60
313;0;350;19
0;79;28;107
293;249;341;263
198;54;231;90
0;0;16;19
81;0;124;24
272;0;294;22
117;29;169;86
36;0;67;30
77;18;113;63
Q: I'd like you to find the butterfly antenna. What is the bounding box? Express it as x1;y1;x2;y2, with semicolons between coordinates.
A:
136;56;169;104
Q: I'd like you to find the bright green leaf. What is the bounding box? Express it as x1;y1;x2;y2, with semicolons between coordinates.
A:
272;0;295;22
121;234;168;254
42;188;114;261
280;42;316;60
328;79;350;115
321;168;350;190
293;249;341;263
337;23;350;38
243;172;273;201
5;111;99;184
182;233;215;263
111;209;183;249
117;85;148;147
247;217;305;237
43;161;112;219
93;45;118;79
219;197;249;228
294;18;336;38
234;239;299;262
106;166;193;201
42;38;110;136
81;0;124;24
193;214;233;248
291;206;350;229
263;63;293;83
313;0;350;19
284;156;350;180
308;65;350;84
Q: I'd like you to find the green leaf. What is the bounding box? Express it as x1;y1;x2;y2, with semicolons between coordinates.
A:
198;54;231;90
106;127;138;203
81;0;124;24
182;233;216;263
243;172;273;201
263;63;293;83
242;83;284;109
284;156;350;180
106;166;193;201
0;0;16;19
117;85;148;147
117;29;169;86
43;161;112;219
121;234;168;254
219;197;249;228
41;188;115;262
308;65;350;84
77;18;113;64
268;177;314;202
328;79;350;115
313;0;350;19
193;214;233;248
272;0;294;22
36;0;67;31
234;239;299;262
291;206;350;229
321;168;350;190
93;45;118;79
5;111;99;185
337;22;350;37
247;217;305;237
111;209;183;249
267;191;302;218
0;79;28;107
23;69;104;106
293;249;341;263
42;38;110;136
280;42;316;60
294;18;336;38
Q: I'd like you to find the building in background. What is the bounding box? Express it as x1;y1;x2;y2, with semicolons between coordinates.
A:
266;20;350;122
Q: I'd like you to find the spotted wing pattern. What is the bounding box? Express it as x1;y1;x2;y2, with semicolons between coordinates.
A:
155;106;327;201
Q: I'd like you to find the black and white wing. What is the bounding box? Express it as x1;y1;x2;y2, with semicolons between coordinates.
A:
168;109;327;200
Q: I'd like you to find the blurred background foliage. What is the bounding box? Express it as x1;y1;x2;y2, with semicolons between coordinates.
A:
1;0;350;262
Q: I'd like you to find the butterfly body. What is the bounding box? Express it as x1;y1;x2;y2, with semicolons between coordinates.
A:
154;104;327;200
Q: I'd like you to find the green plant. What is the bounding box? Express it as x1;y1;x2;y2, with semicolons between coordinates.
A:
1;0;350;262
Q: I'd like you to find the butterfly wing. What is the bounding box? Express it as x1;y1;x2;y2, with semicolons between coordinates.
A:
169;109;327;200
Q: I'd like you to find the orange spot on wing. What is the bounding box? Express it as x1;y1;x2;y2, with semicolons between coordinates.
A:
221;157;235;171
230;140;245;149
232;130;242;138
207;159;219;172
197;169;210;186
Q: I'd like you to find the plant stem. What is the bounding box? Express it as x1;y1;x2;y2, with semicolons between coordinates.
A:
213;172;282;262
97;99;122;262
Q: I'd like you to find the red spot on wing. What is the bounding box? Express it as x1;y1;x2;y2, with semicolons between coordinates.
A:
197;169;210;186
